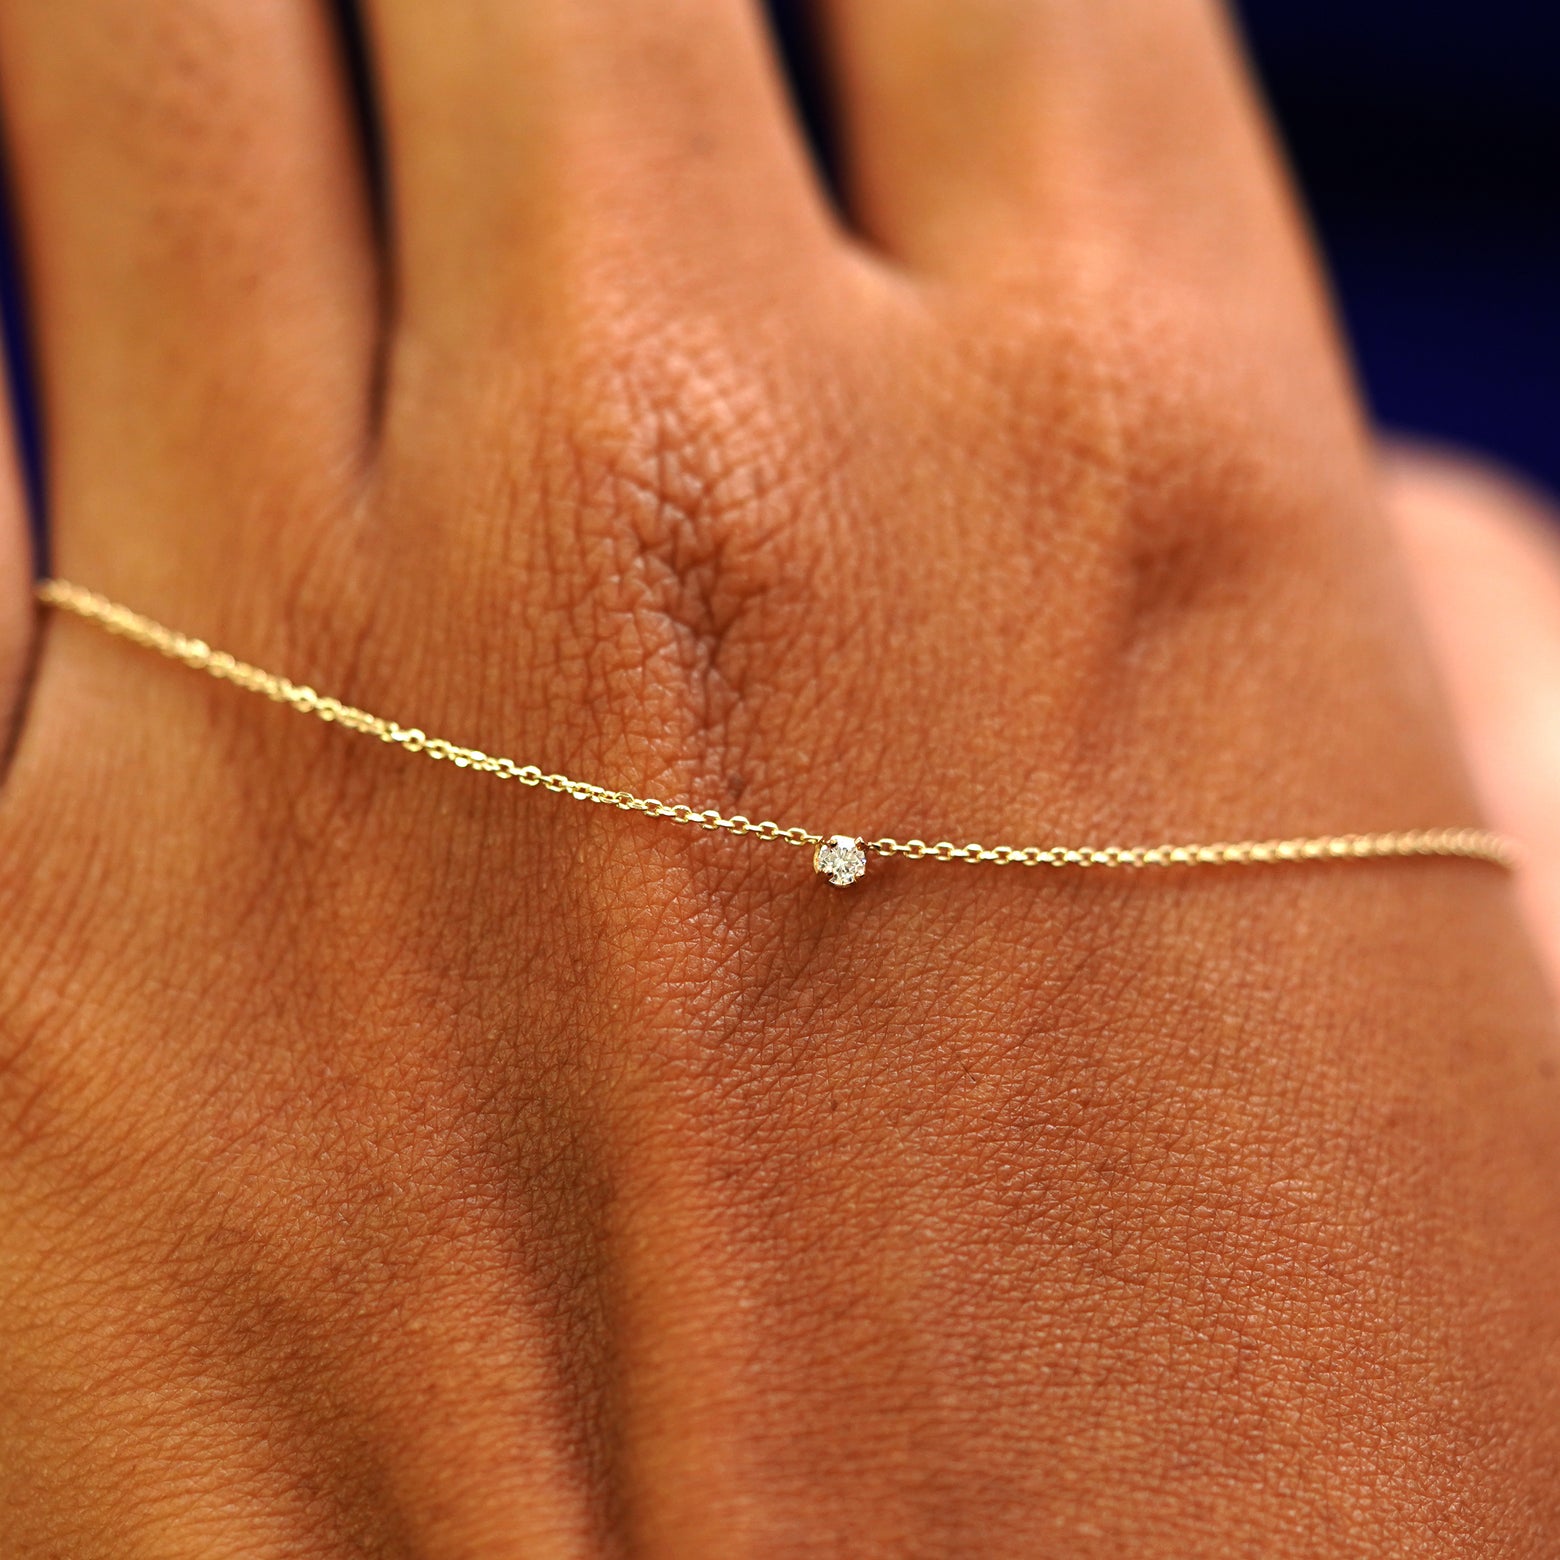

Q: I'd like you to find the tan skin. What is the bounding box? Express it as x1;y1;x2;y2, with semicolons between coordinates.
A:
0;2;1557;1554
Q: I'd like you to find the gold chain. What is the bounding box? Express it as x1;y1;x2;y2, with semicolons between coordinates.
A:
36;579;1517;886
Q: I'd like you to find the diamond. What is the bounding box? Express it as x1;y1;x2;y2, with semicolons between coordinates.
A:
814;834;867;887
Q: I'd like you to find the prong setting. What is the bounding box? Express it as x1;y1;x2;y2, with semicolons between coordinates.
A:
814;834;867;887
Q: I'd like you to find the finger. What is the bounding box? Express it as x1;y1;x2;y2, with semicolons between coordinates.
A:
817;0;1301;280
0;1;379;598
363;0;837;354
1389;446;1560;991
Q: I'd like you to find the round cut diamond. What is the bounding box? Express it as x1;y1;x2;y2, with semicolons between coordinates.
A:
814;834;867;887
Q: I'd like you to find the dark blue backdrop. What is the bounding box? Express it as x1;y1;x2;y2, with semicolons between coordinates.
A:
1239;0;1557;492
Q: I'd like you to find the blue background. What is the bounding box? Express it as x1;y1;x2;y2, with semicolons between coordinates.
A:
1237;0;1557;493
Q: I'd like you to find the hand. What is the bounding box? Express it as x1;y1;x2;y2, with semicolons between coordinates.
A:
2;3;1558;1554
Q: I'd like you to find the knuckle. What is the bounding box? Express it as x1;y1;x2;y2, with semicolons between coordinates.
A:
970;282;1316;636
529;344;821;742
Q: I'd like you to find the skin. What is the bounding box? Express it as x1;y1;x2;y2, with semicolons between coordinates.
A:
1389;450;1560;991
0;1;1557;1554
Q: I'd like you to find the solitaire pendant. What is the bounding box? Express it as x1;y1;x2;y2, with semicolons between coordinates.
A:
815;834;867;888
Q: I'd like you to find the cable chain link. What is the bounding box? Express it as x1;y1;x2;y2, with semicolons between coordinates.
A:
37;580;1518;876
